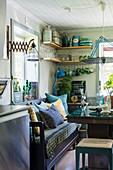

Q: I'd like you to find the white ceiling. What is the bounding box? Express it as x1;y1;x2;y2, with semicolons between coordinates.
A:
7;0;113;30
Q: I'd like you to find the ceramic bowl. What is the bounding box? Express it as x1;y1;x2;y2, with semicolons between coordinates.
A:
110;109;113;114
101;104;109;111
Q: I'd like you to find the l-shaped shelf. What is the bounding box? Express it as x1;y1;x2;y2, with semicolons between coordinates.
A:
43;42;92;50
42;42;92;63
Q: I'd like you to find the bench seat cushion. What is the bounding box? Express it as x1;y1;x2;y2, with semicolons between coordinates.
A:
35;121;78;159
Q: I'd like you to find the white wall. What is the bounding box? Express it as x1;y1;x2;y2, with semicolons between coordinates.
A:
40;61;55;98
58;27;113;98
40;44;56;98
0;3;55;104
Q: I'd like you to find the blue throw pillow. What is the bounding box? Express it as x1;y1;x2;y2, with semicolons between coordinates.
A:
39;104;64;129
45;93;68;114
34;101;48;112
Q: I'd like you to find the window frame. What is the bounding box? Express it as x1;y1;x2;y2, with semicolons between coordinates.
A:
10;19;40;103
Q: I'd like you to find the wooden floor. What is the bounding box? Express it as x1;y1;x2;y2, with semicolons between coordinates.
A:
56;147;88;170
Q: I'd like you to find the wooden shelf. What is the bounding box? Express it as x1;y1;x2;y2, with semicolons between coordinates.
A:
62;61;80;63
43;42;62;49
43;58;80;63
43;58;62;63
61;46;91;49
43;42;92;50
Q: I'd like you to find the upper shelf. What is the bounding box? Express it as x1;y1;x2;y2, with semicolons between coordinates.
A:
61;46;92;50
43;42;62;49
43;42;92;50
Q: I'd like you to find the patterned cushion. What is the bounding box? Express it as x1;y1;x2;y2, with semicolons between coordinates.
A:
26;103;40;135
39;104;64;129
29;104;40;120
46;98;67;120
35;121;78;159
45;93;68;114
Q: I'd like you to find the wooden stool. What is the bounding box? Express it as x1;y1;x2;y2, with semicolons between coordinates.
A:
76;138;113;170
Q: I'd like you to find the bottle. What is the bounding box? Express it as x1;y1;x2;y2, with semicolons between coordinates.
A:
23;85;26;101
25;80;28;99
96;81;103;106
28;82;32;100
106;95;111;110
14;81;16;92
68;38;72;47
62;34;68;47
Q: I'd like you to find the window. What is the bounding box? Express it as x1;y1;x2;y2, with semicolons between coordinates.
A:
11;19;40;103
99;42;113;95
13;27;39;90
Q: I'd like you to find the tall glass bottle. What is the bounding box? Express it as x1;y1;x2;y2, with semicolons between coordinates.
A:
96;81;103;106
62;34;68;47
23;85;26;101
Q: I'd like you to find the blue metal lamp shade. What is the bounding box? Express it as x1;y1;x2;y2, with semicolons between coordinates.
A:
53;67;66;96
57;67;66;78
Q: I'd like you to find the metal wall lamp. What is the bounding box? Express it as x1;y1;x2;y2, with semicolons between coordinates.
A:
53;67;66;96
7;26;39;61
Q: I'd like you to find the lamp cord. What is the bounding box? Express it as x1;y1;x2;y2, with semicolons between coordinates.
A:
102;6;105;58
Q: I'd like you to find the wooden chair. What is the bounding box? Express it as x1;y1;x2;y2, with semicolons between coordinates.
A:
76;138;113;170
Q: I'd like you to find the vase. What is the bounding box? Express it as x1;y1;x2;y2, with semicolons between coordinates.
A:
106;95;111;110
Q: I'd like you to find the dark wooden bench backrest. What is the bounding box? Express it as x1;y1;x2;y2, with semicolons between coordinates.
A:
17;98;47;105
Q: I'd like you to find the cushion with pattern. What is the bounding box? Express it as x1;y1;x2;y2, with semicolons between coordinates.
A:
39;104;64;129
26;103;40;135
46;98;67;120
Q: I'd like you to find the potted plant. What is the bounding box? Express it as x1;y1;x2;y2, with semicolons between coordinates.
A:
57;75;72;103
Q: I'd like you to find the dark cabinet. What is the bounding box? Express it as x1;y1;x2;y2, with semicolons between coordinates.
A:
68;103;81;113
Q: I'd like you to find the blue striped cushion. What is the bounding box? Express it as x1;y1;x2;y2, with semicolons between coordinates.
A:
39;104;64;129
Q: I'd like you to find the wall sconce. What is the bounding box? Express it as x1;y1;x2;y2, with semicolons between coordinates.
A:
7;26;39;61
27;40;39;61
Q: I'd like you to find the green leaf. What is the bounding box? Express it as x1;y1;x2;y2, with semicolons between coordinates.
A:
109;74;113;78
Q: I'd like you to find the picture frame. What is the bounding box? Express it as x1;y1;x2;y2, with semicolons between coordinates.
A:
30;82;38;99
